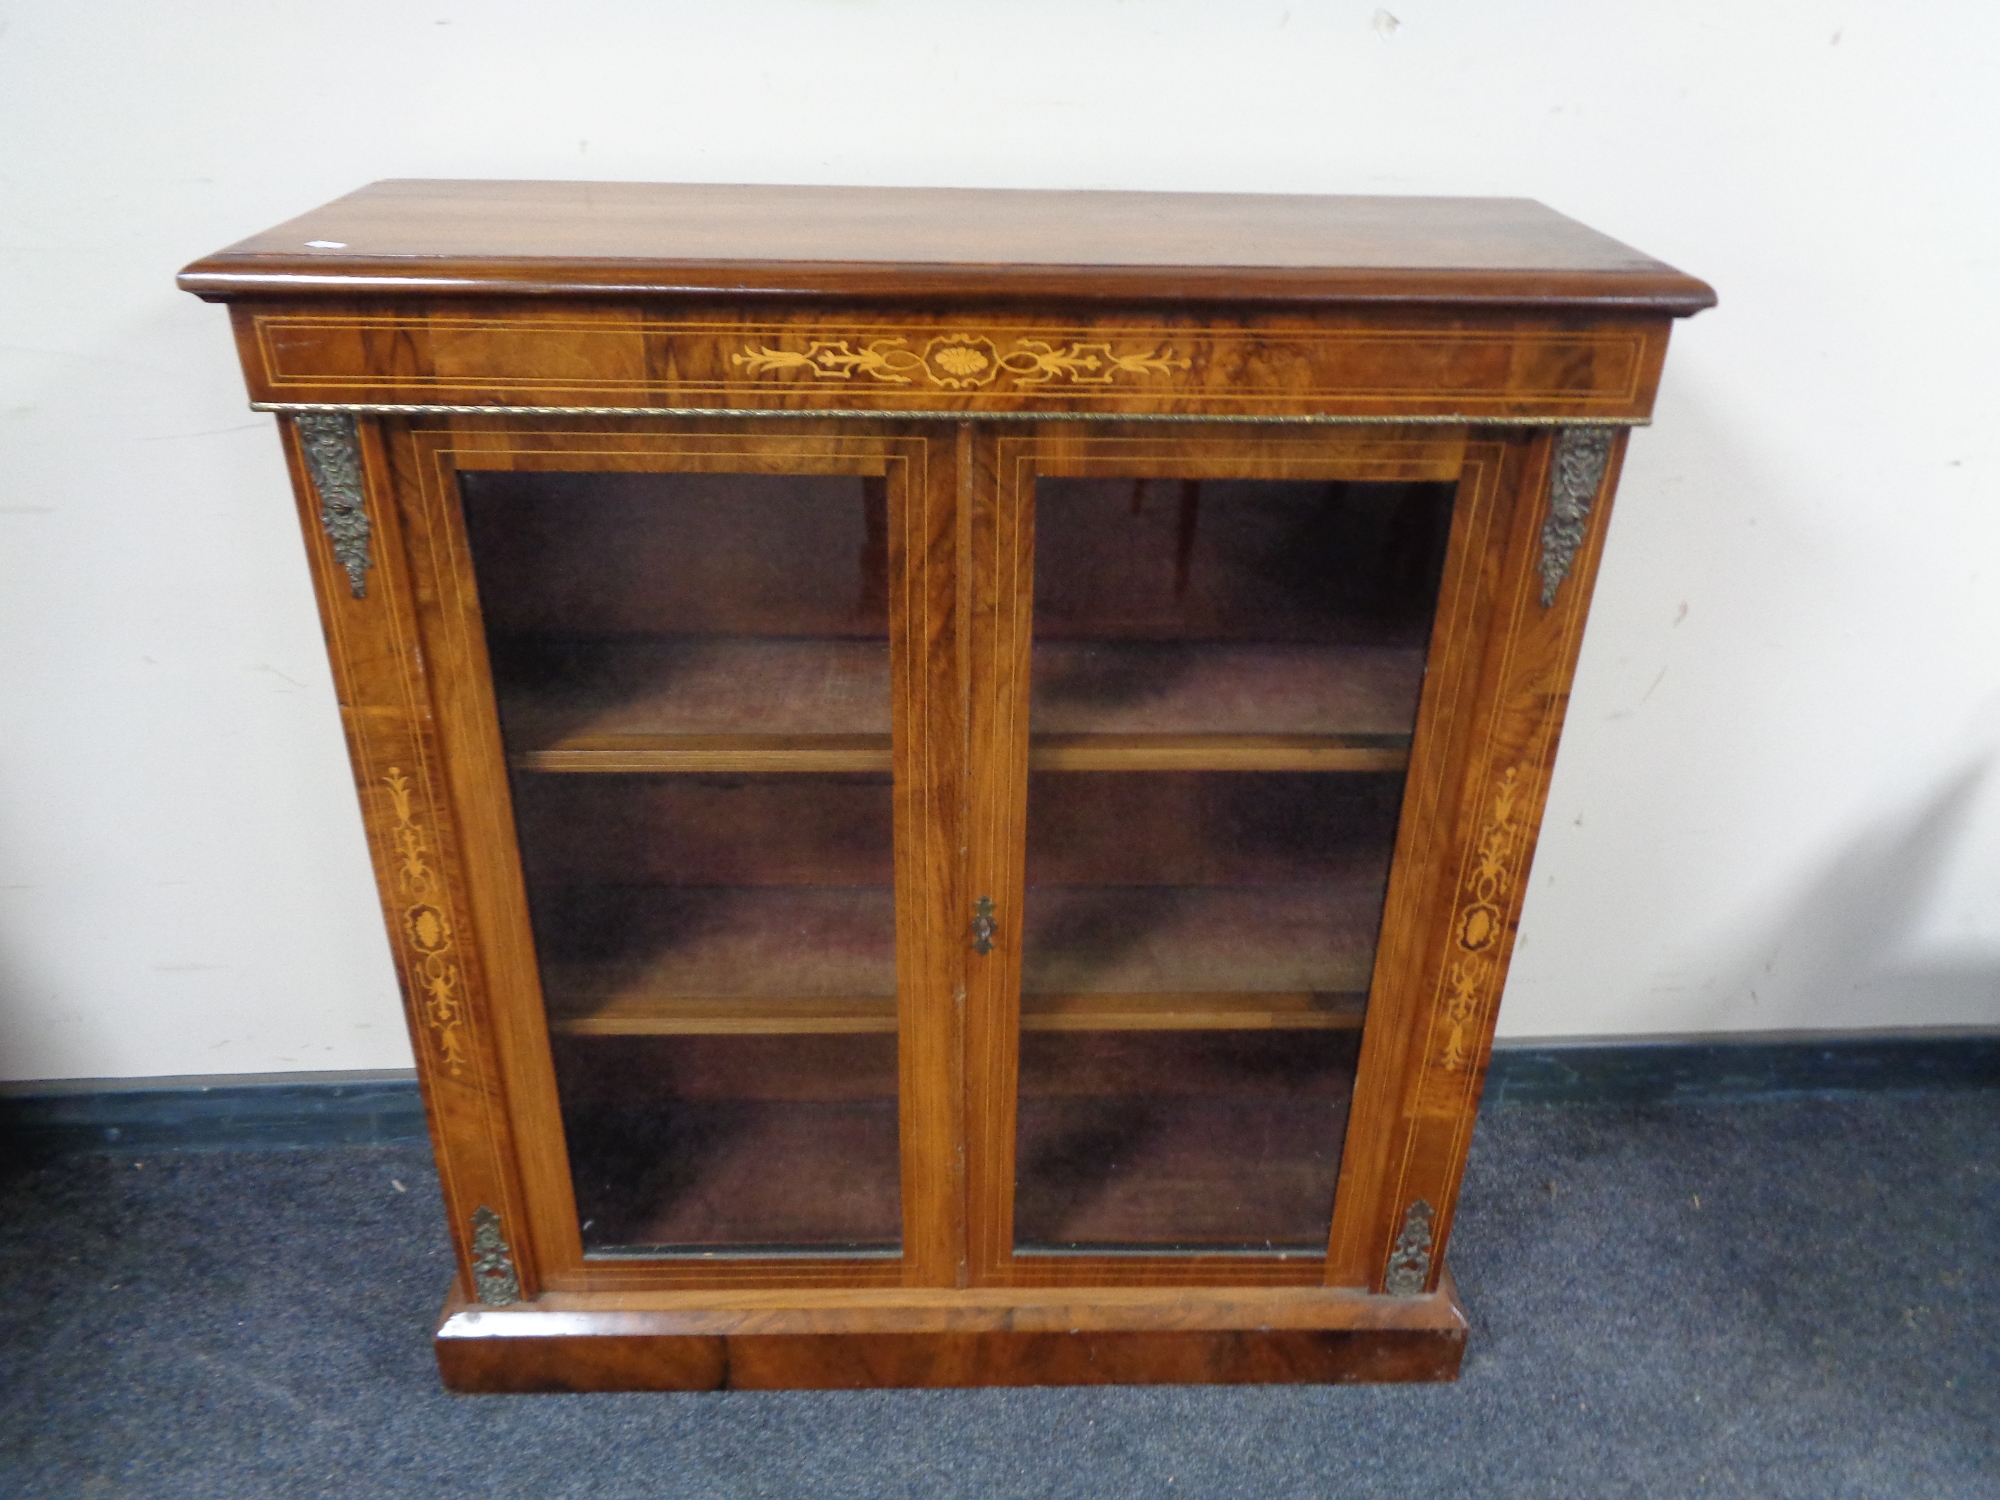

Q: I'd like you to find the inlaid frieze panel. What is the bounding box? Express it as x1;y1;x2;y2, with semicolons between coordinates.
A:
240;309;1668;420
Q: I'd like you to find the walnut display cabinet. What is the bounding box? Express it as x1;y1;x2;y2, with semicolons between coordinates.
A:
179;182;1711;1392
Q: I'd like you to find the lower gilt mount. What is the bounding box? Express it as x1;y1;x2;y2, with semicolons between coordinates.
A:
469;1206;522;1306
1384;1200;1436;1296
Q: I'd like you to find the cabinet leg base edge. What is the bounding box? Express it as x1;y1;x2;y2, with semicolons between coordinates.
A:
433;1272;1468;1391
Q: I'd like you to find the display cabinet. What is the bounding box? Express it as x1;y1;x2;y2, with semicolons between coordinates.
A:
179;182;1711;1390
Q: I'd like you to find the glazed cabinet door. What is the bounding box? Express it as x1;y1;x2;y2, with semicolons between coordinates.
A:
962;424;1603;1291
363;418;963;1295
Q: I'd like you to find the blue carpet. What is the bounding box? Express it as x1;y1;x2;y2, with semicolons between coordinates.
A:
2;1094;1995;1498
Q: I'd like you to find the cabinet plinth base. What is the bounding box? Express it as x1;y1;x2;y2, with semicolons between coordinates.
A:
433;1269;1468;1391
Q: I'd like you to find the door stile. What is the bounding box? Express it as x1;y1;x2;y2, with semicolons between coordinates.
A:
890;426;970;1287
962;423;1036;1284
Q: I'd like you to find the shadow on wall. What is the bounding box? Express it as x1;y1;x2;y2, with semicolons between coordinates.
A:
1700;754;2000;1034
1511;363;2000;1043
0;935;52;1093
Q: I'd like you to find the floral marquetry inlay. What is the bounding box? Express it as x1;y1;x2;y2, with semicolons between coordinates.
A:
731;334;1192;391
383;766;469;1077
1437;766;1525;1074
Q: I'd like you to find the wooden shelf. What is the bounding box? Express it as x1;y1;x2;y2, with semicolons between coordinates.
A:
537;886;897;1034
1023;991;1364;1031
517;732;1405;775
1031;640;1426;739
496;635;889;740
535;885;1378;1037
518;734;891;774
552;989;1365;1037
1029;734;1406;773
498;636;1421;774
552;994;897;1036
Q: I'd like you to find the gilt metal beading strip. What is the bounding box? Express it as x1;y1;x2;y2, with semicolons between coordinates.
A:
292;412;374;598
255;401;1648;428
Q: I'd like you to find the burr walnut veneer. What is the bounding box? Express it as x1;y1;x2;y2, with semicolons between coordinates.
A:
181;181;1710;1392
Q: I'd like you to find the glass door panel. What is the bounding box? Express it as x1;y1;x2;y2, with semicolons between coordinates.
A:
461;469;901;1257
1015;476;1455;1254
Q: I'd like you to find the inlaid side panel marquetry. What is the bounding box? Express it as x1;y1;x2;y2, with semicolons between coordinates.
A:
277;413;538;1307
1330;427;1630;1294
1433;766;1527;1077
381;765;470;1075
233;304;1673;423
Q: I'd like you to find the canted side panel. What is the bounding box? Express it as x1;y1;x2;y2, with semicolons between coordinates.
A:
231;302;1672;422
1392;430;1630;1287
278;414;538;1303
1334;429;1630;1293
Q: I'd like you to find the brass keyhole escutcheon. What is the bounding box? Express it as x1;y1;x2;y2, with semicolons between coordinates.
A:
971;896;997;955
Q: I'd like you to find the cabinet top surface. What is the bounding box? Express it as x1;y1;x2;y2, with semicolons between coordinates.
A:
178;180;1714;313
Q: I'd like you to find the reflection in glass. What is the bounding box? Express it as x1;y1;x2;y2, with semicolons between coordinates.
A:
461;469;900;1256
1015;1030;1361;1250
1015;476;1454;1253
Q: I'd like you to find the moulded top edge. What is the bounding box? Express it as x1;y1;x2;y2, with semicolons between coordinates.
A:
175;260;1718;314
175;181;1717;315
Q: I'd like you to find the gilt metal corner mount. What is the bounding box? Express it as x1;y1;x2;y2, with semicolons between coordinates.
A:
1384;1199;1436;1296
293;412;374;599
1536;425;1616;608
469;1205;522;1306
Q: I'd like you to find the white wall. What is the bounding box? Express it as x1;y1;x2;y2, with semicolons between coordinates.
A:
2;0;1995;1080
